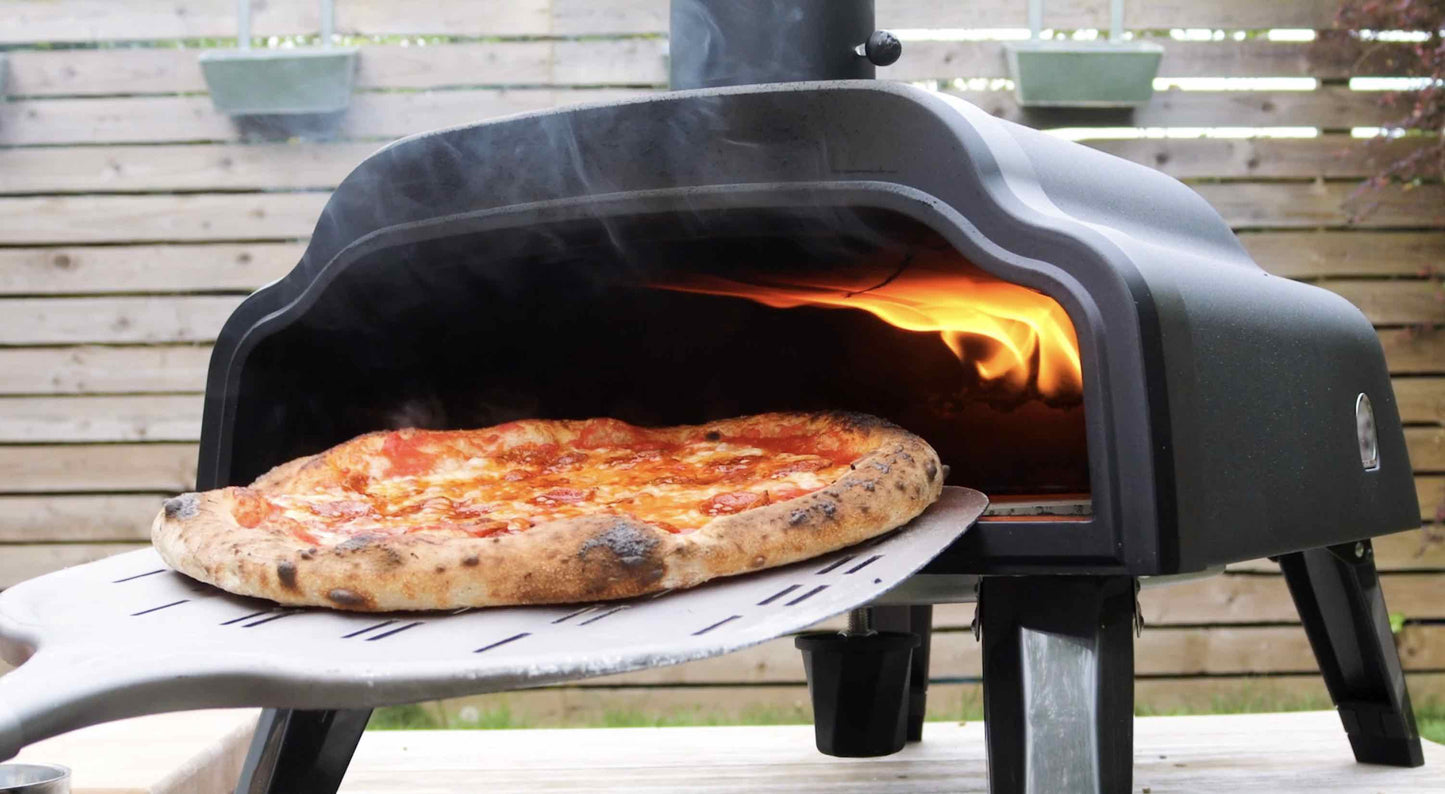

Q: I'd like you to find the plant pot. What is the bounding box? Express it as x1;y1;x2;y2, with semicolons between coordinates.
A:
200;47;359;116
1004;40;1163;108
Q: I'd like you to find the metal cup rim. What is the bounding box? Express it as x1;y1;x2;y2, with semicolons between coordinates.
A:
0;762;71;789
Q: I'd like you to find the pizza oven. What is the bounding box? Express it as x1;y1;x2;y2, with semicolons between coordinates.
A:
13;1;1423;792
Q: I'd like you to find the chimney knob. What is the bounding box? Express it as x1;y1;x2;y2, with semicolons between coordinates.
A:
863;30;902;67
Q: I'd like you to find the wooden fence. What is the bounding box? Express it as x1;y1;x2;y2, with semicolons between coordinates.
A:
1;0;1442;720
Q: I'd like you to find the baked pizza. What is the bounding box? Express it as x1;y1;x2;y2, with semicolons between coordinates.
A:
152;412;943;612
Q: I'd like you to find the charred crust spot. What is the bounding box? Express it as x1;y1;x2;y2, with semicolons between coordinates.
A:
163;493;199;520
276;561;298;590
299;548;316;560
820;501;838;520
435;565;446;573
895;481;907;491
924;461;939;481
462;555;480;567
336;534;376;552
579;521;660;567
789;509;808;526
860;505;871;514
704;430;721;441
327;588;373;609
871;461;891;474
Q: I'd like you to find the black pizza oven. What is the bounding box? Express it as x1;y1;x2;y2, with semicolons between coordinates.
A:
202;1;1425;791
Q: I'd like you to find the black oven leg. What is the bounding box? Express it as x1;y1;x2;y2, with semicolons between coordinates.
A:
869;604;934;741
980;576;1136;794
1277;540;1424;767
233;708;372;794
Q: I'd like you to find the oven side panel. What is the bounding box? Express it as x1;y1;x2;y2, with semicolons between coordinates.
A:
991;121;1421;570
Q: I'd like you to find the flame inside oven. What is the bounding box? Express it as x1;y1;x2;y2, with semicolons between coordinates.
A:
653;250;1084;400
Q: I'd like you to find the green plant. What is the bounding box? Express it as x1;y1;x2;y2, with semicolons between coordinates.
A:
1329;1;1444;190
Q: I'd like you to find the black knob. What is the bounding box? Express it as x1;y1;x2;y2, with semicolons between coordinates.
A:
864;30;902;67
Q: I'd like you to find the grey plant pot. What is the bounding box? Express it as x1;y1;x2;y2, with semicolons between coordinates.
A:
200;47;359;115
1004;40;1163;108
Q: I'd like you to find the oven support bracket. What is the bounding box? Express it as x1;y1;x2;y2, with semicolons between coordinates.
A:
980;575;1136;794
869;604;934;741
233;707;372;794
1278;540;1424;767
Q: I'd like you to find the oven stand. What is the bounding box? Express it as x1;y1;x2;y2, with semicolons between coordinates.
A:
979;575;1136;794
234;707;371;794
868;604;934;741
1278;540;1424;767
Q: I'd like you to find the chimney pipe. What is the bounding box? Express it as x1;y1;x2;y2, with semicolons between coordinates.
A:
669;0;900;90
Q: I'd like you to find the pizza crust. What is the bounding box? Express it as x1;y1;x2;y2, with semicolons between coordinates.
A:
152;412;944;612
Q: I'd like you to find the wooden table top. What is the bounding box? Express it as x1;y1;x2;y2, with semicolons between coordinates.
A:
340;711;1444;793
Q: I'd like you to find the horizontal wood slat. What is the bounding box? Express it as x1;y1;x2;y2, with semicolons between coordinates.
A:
1381;328;1445;374
0;0;1350;45
1411;426;1445;471
0;395;203;442
1189;182;1445;230
3;378;1437;444
1;87;1411;148
0;144;374;194
950;86;1399;128
1239;231;1445;279
5;39;1416;99
0;495;168;542
0;297;244;345
0;243;304;296
0;443;198;493
1092;138;1436;182
0;346;214;395
1395;379;1445;426
0;194;328;245
8;139;1440;196
0;0;552;44
0;90;638;147
1320;282;1445;326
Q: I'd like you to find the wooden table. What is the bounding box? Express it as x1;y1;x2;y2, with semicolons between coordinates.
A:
340;711;1443;793
9;709;259;794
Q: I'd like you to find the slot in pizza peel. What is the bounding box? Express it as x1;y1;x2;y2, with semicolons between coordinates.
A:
0;487;986;760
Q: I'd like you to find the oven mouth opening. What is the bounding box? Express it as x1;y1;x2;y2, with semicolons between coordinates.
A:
234;205;1090;499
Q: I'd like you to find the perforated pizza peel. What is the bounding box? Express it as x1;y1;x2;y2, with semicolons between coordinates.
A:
0;487;986;760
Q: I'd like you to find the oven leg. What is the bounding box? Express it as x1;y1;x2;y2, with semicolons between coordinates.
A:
233;708;372;794
980;576;1136;794
869;604;934;741
1277;540;1424;767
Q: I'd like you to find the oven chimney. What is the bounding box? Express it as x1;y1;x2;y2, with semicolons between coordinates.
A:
669;0;902;89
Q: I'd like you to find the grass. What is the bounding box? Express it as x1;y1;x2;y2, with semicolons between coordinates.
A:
367;703;812;731
368;692;1445;745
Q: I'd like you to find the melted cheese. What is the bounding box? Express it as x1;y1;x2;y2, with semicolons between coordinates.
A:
258;423;861;547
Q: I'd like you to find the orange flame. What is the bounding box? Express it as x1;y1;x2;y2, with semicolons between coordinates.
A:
656;258;1083;398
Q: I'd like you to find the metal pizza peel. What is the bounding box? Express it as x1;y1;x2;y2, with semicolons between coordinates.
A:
0;487;986;761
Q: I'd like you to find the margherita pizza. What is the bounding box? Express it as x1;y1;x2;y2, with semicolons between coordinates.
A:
152;412;943;611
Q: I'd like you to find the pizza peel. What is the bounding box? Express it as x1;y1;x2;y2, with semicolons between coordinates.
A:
0;487;986;760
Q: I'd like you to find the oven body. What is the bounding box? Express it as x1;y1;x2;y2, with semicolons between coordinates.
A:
198;82;1418;578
